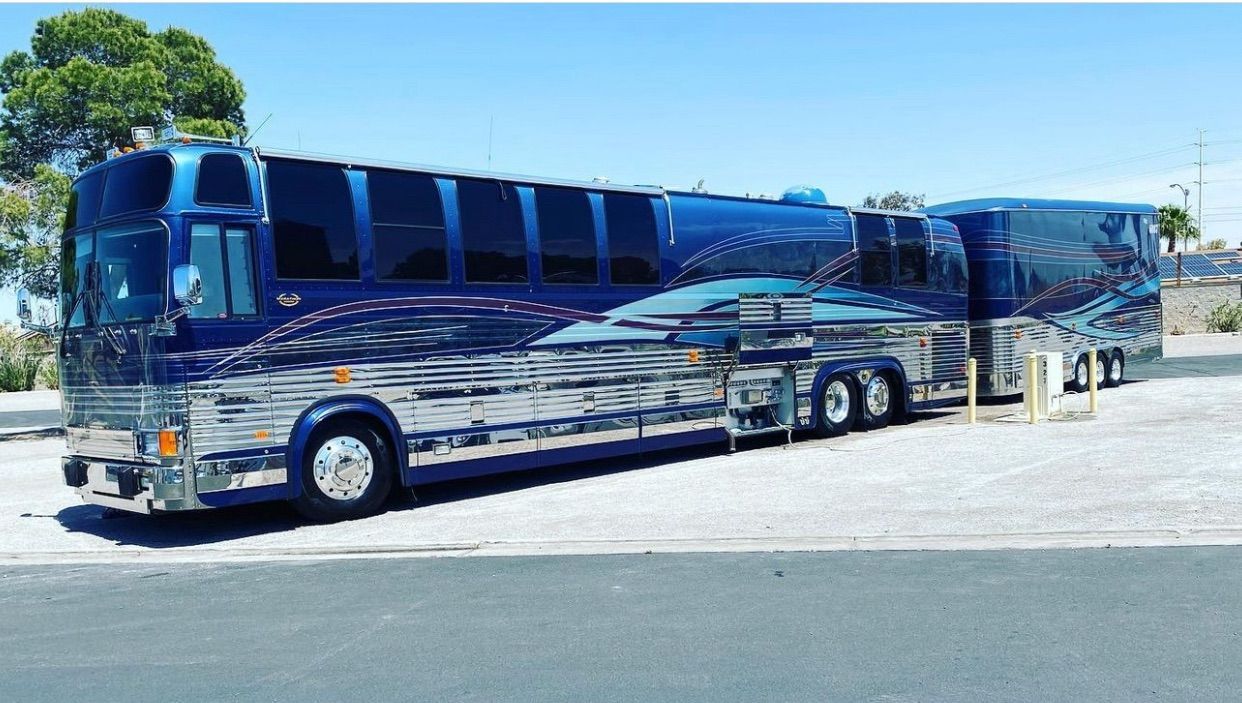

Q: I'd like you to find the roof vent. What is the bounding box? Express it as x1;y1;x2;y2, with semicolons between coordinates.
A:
781;185;828;205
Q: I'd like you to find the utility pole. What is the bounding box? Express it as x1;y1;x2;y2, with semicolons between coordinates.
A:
1196;128;1205;243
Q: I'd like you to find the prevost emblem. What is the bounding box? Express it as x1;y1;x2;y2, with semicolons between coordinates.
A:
276;293;301;307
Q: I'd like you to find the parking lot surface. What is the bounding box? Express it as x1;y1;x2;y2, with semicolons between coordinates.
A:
1;336;1239;562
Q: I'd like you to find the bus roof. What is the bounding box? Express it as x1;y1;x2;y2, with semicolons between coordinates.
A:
922;198;1158;216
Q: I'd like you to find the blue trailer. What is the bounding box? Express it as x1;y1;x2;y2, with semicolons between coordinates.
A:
923;198;1162;396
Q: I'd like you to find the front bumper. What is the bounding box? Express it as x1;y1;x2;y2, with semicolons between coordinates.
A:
62;457;192;514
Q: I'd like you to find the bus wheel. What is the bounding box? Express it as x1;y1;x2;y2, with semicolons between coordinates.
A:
1069;356;1090;394
860;372;895;431
293;419;393;522
814;373;857;438
1105;350;1124;388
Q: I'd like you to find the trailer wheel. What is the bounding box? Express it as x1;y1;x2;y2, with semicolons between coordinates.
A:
1069;356;1090;394
814;373;857;438
859;372;895;431
292;419;393;522
1105;350;1124;388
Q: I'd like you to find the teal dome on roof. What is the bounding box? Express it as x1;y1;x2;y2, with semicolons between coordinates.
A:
781;185;828;205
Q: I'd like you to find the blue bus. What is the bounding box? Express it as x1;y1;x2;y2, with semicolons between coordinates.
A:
27;141;973;520
923;199;1162;395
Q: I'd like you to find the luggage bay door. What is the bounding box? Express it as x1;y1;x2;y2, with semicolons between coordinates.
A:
737;293;813;365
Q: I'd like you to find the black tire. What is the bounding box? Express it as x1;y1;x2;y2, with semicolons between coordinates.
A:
1068;355;1090;394
1105;350;1124;388
292;419;394;522
858;371;896;431
813;373;858;438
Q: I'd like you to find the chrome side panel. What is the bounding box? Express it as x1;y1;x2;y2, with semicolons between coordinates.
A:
970;305;1162;396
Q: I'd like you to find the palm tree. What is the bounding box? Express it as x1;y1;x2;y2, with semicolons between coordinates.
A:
1158;204;1200;252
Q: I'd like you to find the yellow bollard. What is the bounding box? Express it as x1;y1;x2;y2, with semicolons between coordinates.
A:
1087;347;1098;413
966;358;977;424
1026;352;1039;425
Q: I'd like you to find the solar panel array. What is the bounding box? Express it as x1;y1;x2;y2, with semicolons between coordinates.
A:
1158;252;1242;281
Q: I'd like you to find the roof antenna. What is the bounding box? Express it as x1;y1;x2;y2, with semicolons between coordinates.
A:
242;112;273;147
692;179;707;194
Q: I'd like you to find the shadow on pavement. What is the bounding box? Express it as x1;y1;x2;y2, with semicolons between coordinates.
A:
51;411;954;550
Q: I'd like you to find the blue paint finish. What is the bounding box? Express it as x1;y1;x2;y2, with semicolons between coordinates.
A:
194;483;288;508
287;395;410;494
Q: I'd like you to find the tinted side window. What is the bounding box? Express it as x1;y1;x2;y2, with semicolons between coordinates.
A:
605;194;660;285
189;224;260;318
457;179;528;283
856;214;892;286
196;154;252;207
894;217;927;287
535;187;597;284
368;170;448;282
99;156;173;218
266;160;359;280
65;172;103;231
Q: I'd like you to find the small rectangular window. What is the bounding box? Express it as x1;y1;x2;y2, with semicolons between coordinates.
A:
225;227;259;315
856;214;892;287
457;178;528;284
894;217;927;287
189;223;228;320
189;224;260;319
368;170;448;282
604;194;660;285
266;159;359;280
196;153;252;207
535;186;597;284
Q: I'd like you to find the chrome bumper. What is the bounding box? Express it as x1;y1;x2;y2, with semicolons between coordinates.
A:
63;457;192;514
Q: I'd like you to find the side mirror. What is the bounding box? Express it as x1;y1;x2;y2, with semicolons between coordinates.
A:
172;264;203;307
16;288;32;322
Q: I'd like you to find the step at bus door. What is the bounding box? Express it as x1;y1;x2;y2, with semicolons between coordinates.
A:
736;293;813;365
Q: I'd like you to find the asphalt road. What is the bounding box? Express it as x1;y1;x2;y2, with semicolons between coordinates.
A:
3;546;1241;702
1129;353;1242;379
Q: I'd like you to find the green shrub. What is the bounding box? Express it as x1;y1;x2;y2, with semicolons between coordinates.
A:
1206;300;1242;333
0;327;43;392
37;354;59;390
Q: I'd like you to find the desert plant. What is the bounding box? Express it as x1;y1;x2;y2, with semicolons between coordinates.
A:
0;326;42;391
1201;238;1228;251
1206;300;1242;333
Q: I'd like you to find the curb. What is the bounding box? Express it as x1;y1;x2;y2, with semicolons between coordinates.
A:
6;527;1242;565
0;426;62;441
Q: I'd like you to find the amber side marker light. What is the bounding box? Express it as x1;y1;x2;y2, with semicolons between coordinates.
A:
158;429;178;457
688;350;700;363
334;367;352;384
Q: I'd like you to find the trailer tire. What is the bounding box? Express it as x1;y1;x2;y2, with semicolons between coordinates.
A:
292;419;394;522
1105;350;1124;388
859;371;896;431
1069;355;1090;394
814;373;858;438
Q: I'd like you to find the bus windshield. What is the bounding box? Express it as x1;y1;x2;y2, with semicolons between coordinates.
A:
61;221;169;327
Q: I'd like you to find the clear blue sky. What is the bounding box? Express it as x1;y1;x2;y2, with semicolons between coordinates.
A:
3;3;1242;320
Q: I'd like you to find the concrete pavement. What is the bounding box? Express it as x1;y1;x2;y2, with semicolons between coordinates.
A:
3;547;1241;702
1;349;1240;562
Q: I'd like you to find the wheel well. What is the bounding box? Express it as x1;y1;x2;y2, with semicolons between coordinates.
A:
304;411;402;478
1111;347;1125;361
877;368;907;418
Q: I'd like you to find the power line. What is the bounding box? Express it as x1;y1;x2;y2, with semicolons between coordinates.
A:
1037;162;1195;196
927;143;1194;199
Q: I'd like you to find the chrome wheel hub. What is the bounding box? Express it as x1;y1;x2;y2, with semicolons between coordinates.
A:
1096;358;1106;386
824;380;851;424
1076;361;1088;387
865;376;890;417
1110;356;1123;382
312;436;373;501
